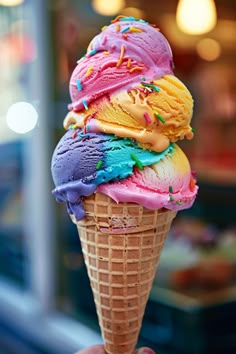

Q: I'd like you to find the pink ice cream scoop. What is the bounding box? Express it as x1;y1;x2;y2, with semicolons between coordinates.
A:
97;144;198;211
69;17;174;111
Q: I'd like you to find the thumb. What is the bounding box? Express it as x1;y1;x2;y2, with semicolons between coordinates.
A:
136;347;156;354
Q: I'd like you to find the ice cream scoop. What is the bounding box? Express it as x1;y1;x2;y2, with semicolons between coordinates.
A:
64;74;193;152
69;17;174;112
51;128;176;220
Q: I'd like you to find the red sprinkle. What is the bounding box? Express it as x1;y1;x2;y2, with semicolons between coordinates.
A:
144;112;152;124
189;177;196;191
72;131;77;139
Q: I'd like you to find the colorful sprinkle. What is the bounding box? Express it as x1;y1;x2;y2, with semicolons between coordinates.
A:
82;99;88;110
96;160;103;169
119;16;136;21
116;23;121;32
101;25;107;31
121;27;130;33
176;201;182;205
122;33;128;39
79;132;90;139
141;83;160;92
129;27;142;32
103;50;110;55
111;15;127;23
139;19;149;24
88;49;97;56
101;35;107;45
130;154;143;170
72;131;77;139
141;77;146;81
169;196;174;202
144;112;152;124
129;66;143;73
169;186;173;193
189;177;196;191
127;58;132;68
84;114;93;130
85;66;94;77
116;45;126;67
155;113;166;124
76;79;82;91
192;128;196;133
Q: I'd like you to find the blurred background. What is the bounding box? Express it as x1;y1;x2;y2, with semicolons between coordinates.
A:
0;0;236;353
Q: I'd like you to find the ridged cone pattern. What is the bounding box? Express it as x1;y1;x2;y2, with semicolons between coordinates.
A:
71;193;176;354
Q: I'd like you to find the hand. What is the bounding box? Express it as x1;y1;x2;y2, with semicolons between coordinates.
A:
75;344;156;354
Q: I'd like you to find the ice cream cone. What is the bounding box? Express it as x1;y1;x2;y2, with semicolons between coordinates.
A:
71;193;176;354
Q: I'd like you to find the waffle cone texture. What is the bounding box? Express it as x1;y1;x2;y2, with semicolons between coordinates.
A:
71;193;176;354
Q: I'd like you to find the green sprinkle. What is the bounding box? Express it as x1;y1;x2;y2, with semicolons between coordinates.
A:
169;186;173;193
141;83;160;92
130;154;143;170
69;124;74;130
155;113;166;124
141;77;146;81
192;128;196;132
176;200;182;205
169;196;174;202
96;160;103;169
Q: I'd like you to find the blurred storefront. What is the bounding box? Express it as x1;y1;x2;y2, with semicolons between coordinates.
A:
0;1;236;354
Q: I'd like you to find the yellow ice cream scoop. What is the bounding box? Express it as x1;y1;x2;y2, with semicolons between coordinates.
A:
64;75;194;152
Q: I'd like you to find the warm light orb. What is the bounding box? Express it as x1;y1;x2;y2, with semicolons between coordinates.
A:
196;38;221;61
176;0;217;35
0;0;24;6
6;102;38;134
92;0;125;16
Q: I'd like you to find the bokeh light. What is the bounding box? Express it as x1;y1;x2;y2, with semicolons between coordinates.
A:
0;0;24;6
92;0;125;16
176;0;217;35
196;38;221;61
6;102;38;134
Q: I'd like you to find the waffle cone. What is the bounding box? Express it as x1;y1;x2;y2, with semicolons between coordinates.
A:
71;193;176;354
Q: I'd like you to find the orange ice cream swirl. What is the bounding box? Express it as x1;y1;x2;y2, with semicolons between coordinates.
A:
64;75;194;152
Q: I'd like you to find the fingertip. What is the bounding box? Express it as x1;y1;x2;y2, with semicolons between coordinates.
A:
136;347;156;354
